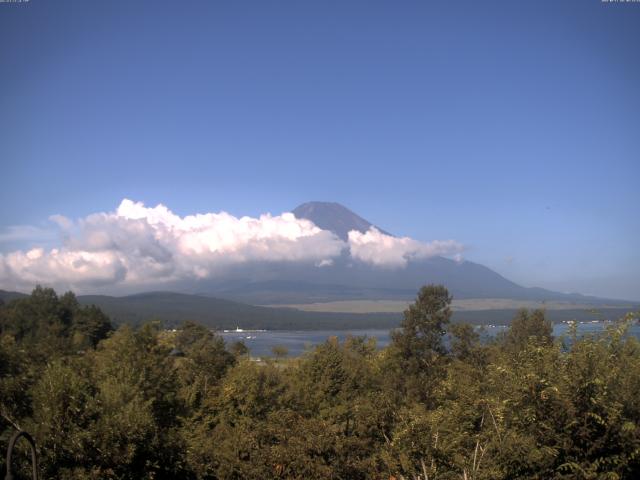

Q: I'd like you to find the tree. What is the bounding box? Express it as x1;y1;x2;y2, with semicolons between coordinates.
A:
230;340;249;358
504;308;553;351
0;286;69;346
28;358;97;478
271;344;289;360
0;287;113;357
0;334;31;432
85;323;185;479
449;322;483;363
71;304;113;348
173;321;235;411
3;284;640;479
387;284;452;404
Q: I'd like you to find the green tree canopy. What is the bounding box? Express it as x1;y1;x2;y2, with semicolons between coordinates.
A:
387;284;452;404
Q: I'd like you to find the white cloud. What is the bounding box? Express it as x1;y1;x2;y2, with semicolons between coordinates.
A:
348;227;464;268
0;199;345;291
49;214;73;230
0;199;465;292
2;248;127;287
315;259;334;268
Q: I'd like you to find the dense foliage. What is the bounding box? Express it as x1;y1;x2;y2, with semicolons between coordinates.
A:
1;285;639;479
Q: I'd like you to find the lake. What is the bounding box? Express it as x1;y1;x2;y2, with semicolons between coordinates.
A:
219;321;640;358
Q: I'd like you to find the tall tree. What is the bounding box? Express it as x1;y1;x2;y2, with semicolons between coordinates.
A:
387;284;452;404
504;308;553;351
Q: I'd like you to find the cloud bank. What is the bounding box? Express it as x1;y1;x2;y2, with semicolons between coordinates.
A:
348;228;464;268
0;199;463;292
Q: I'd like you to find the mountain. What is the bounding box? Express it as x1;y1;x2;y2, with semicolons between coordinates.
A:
2;203;634;326
0;289;27;303
211;258;626;305
206;202;633;306
293;201;392;240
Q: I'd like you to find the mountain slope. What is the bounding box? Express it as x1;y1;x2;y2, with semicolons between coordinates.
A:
293;201;392;240
0;289;28;303
207;202;631;305
210;258;626;305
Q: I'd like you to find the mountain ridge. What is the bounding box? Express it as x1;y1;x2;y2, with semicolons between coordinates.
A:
1;202;635;307
293;201;392;240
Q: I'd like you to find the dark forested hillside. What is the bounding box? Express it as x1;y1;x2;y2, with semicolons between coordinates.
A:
0;290;27;303
1;286;639;479
73;292;637;329
76;291;402;330
2;288;633;331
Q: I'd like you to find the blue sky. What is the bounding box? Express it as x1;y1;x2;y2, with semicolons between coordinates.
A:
1;0;639;300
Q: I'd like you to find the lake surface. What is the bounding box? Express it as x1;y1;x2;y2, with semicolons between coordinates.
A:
220;321;640;358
